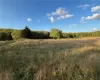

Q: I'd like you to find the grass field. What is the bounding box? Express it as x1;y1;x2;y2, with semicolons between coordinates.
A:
0;38;100;80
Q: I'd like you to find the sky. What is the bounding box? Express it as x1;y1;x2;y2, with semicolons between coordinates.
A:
0;0;100;32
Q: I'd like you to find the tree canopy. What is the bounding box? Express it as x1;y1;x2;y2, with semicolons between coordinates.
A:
21;26;32;39
0;27;100;41
50;28;62;39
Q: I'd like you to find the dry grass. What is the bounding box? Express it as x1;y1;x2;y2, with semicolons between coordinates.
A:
0;37;100;80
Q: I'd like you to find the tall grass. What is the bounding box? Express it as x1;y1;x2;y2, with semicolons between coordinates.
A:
0;38;100;80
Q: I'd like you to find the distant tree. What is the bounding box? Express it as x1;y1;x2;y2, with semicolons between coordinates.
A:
21;26;32;39
50;28;62;39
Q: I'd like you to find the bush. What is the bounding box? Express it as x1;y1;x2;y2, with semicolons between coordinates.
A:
0;32;6;40
11;30;22;40
0;31;12;41
5;31;12;40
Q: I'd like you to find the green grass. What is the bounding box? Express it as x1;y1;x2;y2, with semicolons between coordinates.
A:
0;38;100;80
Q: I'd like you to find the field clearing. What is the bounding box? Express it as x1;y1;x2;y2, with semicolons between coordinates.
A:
0;38;100;80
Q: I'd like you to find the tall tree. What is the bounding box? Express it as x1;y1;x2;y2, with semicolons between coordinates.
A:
21;26;32;39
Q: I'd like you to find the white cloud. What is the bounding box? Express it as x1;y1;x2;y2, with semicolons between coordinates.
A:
80;17;87;24
80;5;100;23
68;24;77;28
27;18;32;22
81;13;100;24
49;16;54;23
85;13;100;20
57;14;73;20
81;17;85;21
91;6;100;12
78;4;90;9
48;8;68;16
92;28;98;31
47;7;73;22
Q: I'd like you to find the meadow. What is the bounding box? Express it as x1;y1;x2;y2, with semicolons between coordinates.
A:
0;38;100;80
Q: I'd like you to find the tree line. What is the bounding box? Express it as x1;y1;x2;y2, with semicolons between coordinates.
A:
0;26;100;40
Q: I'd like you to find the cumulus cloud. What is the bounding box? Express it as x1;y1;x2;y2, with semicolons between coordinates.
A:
27;18;32;22
78;4;90;9
47;7;73;22
86;6;100;20
85;13;100;20
49;16;54;23
81;6;100;23
47;8;68;16
91;6;100;12
81;13;100;24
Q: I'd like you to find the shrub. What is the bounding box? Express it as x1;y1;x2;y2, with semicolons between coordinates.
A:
0;32;6;40
0;31;12;41
5;31;12;40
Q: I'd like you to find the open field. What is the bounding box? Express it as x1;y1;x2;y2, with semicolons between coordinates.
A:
0;38;100;80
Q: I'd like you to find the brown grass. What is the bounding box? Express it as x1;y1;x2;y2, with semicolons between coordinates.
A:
0;37;100;80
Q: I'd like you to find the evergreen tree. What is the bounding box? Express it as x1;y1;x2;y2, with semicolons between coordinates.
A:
21;26;32;39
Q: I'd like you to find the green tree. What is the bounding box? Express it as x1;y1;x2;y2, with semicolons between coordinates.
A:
11;30;22;40
21;26;32;39
50;28;62;39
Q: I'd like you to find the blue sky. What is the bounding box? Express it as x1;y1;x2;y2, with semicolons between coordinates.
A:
0;0;100;32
